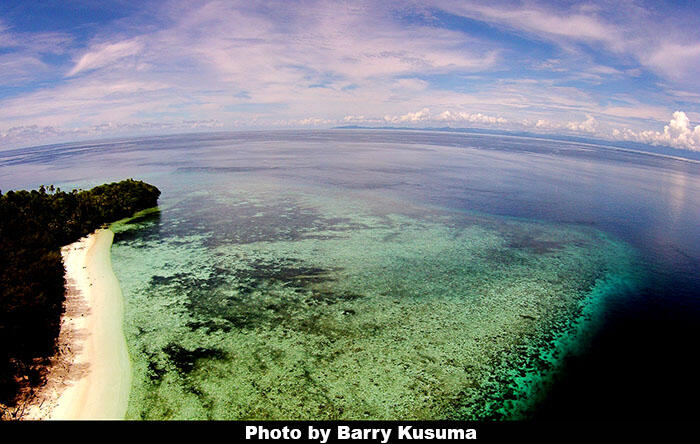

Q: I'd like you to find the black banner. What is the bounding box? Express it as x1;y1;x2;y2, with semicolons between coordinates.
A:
3;420;692;442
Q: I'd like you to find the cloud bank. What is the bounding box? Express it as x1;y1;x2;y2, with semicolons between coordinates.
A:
613;111;700;151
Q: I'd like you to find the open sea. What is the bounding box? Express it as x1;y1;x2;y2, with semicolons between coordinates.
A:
1;130;698;420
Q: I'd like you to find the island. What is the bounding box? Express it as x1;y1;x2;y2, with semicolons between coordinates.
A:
0;179;160;419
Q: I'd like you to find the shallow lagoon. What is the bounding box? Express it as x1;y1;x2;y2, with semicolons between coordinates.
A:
2;130;698;419
111;173;640;419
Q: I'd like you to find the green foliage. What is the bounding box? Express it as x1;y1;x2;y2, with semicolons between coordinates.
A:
0;179;160;411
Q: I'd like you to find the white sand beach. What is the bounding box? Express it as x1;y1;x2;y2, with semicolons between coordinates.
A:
22;229;131;420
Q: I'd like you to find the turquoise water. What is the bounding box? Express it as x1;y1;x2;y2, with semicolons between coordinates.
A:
110;172;641;420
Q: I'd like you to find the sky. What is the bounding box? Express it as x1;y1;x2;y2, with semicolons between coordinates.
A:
1;0;700;151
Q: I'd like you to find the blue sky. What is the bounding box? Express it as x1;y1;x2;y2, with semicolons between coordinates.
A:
1;0;699;150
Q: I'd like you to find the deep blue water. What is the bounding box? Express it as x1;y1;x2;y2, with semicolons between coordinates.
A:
1;129;698;419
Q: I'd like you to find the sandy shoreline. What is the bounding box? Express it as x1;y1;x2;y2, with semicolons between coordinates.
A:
22;229;131;420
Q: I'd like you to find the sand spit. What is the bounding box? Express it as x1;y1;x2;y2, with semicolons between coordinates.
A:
22;229;130;420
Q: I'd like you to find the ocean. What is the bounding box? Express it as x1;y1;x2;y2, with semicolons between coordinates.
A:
1;129;698;419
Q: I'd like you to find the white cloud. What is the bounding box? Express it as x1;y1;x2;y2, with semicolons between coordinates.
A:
0;20;73;87
67;39;143;76
612;111;700;151
437;0;700;85
0;54;47;85
566;114;598;133
293;117;334;126
521;114;598;134
384;108;432;123
436;1;625;51
0;125;81;144
644;43;700;83
435;110;507;125
392;78;429;91
535;119;554;129
344;108;508;127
